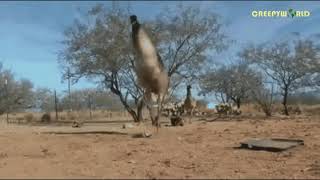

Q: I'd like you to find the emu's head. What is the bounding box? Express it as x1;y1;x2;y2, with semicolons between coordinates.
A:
130;15;138;25
187;85;192;90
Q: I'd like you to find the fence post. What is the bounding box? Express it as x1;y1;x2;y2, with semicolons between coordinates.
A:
67;68;72;112
4;79;9;123
89;94;92;120
54;90;59;121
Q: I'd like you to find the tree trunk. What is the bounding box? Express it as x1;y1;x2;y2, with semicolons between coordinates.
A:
265;110;272;117
236;98;241;109
231;97;241;109
110;86;139;122
127;108;139;122
136;98;144;122
282;86;289;116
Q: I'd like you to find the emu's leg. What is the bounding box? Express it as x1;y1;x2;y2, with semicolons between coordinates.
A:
157;93;167;130
141;91;155;137
189;108;193;124
150;92;161;127
137;96;144;123
155;94;162;132
137;97;148;136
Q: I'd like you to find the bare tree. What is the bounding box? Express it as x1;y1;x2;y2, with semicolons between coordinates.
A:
250;81;275;117
32;88;55;112
240;39;320;115
200;62;261;109
0;64;13;115
0;63;34;114
59;5;142;121
10;78;34;110
153;4;229;98
59;4;228;122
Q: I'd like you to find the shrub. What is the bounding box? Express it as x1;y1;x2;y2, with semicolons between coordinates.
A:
24;113;34;123
41;113;51;123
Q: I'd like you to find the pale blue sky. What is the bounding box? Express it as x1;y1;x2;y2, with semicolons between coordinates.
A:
0;1;319;99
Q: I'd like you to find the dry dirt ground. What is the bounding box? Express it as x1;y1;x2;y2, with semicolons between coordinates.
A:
0;115;319;179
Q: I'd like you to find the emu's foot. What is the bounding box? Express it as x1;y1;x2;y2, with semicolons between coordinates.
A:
143;131;152;138
132;132;152;138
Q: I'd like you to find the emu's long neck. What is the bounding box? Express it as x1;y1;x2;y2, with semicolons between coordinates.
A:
131;22;140;48
131;22;159;69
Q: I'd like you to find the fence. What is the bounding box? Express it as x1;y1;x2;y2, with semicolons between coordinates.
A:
2;108;152;124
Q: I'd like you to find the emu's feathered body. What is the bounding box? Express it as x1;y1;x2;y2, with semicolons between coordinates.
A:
131;16;168;95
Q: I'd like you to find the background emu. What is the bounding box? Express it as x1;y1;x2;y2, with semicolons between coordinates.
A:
183;85;197;123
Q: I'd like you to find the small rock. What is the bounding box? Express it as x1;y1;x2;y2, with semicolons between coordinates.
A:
40;146;48;154
144;132;152;138
177;137;183;141
122;123;134;129
132;131;152;138
41;148;48;154
128;160;136;164
163;159;171;167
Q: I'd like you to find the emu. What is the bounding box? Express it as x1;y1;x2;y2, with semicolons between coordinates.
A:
130;15;169;134
183;85;197;123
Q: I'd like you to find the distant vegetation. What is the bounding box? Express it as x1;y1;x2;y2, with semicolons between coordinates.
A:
0;63;34;115
288;90;320;105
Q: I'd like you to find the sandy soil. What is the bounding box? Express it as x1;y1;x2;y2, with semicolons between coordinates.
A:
0;116;319;179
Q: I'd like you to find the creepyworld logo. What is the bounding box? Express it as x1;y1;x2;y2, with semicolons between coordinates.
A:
252;8;311;18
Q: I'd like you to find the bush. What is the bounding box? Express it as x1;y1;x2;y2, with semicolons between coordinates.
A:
170;116;184;126
24;113;34;123
41;113;51;123
216;103;231;115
